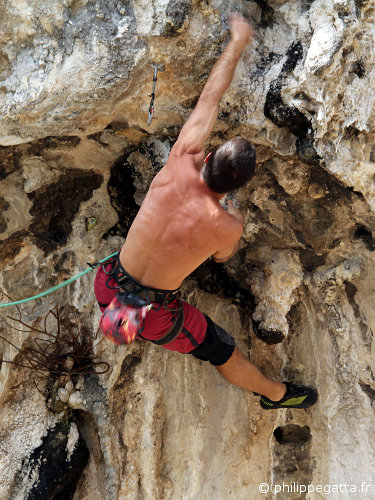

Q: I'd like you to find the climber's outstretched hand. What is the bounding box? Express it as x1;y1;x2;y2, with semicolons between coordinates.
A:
229;13;254;49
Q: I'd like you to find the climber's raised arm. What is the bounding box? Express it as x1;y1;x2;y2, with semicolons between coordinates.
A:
173;14;254;159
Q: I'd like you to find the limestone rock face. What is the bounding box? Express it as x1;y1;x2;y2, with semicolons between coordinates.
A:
1;0;375;499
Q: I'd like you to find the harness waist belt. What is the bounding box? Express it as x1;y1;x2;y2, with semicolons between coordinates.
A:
112;255;180;304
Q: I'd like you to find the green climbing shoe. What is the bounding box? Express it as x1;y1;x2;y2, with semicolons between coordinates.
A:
260;382;318;410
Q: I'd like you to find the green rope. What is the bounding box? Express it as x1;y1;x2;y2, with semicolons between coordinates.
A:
0;252;118;309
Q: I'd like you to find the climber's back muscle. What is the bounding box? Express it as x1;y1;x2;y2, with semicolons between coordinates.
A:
119;149;242;290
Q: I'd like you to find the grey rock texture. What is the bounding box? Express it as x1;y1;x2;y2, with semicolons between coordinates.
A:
1;0;375;499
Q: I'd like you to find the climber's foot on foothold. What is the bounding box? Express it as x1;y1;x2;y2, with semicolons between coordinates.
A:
260;382;318;410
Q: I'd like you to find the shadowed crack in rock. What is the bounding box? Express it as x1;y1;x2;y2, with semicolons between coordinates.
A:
113;353;142;392
26;136;81;155
104;151;142;238
264;41;322;166
359;381;375;404
12;420;89;500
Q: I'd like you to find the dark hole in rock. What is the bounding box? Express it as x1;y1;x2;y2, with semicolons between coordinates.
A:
353;224;375;251
165;0;191;36
265;84;311;138
344;125;360;139
190;257;255;310
74;410;106;476
12;419;89;500
219;110;230;120
274;424;311;445
104;152;139;237
282;41;304;74
0;230;29;267
252;320;285;344
328;238;341;249
347;185;366;199
294;91;311;102
296;137;322;166
298;248;327;272
0;147;22;180
352;60;366;78
253;0;274;27
345;281;359;315
190;256;254;346
302;0;315;11
0;196;10;233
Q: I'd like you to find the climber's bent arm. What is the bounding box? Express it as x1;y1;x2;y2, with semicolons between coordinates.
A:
173;14;253;158
213;200;244;261
213;239;241;263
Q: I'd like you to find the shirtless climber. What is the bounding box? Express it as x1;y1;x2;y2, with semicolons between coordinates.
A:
95;13;318;410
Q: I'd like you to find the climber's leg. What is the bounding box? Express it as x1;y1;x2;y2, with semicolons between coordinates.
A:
216;347;286;400
188;315;285;399
189;315;318;408
217;348;319;408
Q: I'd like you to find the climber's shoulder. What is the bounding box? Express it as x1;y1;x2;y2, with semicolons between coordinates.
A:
166;142;205;172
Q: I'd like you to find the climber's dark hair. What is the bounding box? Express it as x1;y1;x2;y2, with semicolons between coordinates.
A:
203;137;256;193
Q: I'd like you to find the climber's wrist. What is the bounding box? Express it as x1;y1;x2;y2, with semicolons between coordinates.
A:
228;38;246;57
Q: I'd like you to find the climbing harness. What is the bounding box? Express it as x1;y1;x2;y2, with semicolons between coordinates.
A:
109;255;181;308
0;252;119;309
148;63;159;125
98;254;184;345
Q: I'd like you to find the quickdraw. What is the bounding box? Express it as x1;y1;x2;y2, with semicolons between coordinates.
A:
148;63;159;125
